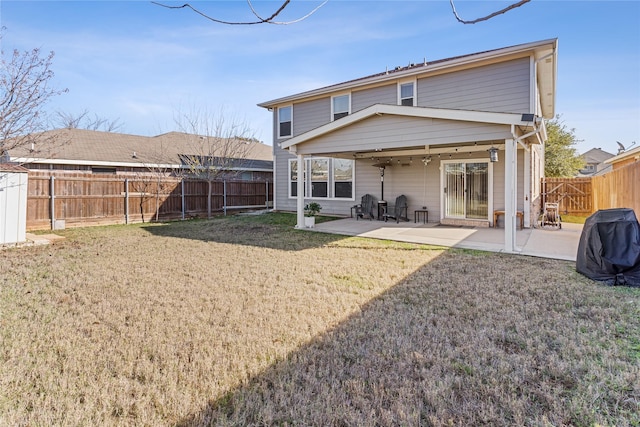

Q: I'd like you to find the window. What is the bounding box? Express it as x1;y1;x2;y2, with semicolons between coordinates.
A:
278;106;292;138
289;160;304;197
310;159;329;197
332;94;350;121
334;158;353;198
289;158;354;199
399;81;415;106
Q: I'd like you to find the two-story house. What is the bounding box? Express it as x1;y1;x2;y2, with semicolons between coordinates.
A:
258;39;558;252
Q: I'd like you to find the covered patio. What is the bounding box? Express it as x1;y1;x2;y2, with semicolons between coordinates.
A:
310;217;582;261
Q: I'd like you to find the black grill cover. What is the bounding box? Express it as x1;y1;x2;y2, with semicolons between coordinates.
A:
576;208;640;286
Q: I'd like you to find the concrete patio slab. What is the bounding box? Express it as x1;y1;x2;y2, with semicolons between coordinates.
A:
310;218;581;261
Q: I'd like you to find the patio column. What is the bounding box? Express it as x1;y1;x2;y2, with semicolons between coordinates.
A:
523;146;531;228
295;154;305;229
504;138;517;252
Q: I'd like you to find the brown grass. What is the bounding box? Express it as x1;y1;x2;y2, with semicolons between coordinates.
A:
1;213;638;426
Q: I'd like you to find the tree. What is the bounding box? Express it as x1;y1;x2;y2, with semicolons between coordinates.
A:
55;109;124;132
1;37;68;161
173;105;257;218
544;115;585;177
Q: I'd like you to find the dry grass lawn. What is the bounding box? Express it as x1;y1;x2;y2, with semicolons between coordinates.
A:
1;213;639;426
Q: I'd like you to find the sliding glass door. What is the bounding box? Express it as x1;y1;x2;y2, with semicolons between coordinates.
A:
444;161;489;220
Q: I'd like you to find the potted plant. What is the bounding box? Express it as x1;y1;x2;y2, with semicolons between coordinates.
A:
304;202;322;228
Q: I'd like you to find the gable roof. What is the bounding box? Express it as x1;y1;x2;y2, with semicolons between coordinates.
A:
280;104;539;150
8;128;273;170
259;38;557;119
581;148;615;164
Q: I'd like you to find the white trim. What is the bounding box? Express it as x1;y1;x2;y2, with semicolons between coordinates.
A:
440;158;493;222
331;92;351;121
281;104;532;149
11;157;272;173
277;105;293;139
397;79;417;106
288;157;355;201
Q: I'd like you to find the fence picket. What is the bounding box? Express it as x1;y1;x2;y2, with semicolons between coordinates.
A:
26;171;272;230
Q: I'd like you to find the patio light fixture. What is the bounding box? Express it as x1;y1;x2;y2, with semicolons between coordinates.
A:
488;146;499;162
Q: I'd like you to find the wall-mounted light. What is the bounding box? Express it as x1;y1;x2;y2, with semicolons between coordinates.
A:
488;146;499;162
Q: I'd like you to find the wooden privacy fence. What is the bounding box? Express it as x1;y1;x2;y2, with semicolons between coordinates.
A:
591;161;640;219
26;173;273;230
541;161;639;218
541;177;592;214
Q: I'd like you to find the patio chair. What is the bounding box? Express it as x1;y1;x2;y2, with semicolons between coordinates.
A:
383;195;409;223
354;194;375;220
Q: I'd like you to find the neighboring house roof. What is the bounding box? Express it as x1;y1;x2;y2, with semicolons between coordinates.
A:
604;145;640;165
581;148;614;165
259;38;557;119
8;128;273;171
576;147;614;176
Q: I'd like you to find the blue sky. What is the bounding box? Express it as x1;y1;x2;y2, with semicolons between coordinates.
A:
1;1;639;155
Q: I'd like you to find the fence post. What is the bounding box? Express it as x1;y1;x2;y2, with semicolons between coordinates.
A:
181;178;185;220
124;178;129;224
50;175;55;230
223;180;227;216
265;180;269;210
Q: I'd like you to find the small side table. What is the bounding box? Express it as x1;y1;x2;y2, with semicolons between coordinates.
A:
414;209;429;223
377;201;388;220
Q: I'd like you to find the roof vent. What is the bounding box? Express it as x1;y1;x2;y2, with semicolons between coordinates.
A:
132;151;138;159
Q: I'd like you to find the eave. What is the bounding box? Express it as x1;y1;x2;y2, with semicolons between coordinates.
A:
280;104;540;150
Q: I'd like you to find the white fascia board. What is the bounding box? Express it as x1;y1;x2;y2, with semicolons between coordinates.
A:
281;104;529;149
10;157;273;172
11;157;181;169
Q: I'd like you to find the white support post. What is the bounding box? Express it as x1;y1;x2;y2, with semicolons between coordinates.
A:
523;146;531;228
296;154;305;229
504;138;517;252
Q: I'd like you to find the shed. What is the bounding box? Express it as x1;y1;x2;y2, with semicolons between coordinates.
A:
0;164;29;245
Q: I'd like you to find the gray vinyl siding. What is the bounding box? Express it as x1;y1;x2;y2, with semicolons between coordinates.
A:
417;58;531;114
292;98;330;137
274;145;527;220
296;115;512;156
491;148;525;213
352;84;396;112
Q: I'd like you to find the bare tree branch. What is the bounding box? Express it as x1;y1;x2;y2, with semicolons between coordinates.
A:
1;35;69;162
173;105;258;218
56;109;124;132
151;0;327;25
449;0;531;24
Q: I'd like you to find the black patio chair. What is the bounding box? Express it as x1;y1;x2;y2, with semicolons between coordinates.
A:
354;194;375;220
383;195;409;223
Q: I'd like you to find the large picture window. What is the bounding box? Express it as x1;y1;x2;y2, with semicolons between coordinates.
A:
278;106;292;138
289;157;354;199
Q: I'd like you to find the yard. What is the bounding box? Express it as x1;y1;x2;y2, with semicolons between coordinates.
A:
1;213;638;426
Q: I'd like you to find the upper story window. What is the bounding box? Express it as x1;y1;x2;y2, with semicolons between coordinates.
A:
278;105;292;138
332;94;350;121
399;81;415;106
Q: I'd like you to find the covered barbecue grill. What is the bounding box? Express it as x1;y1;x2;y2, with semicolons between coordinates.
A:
576;208;640;287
